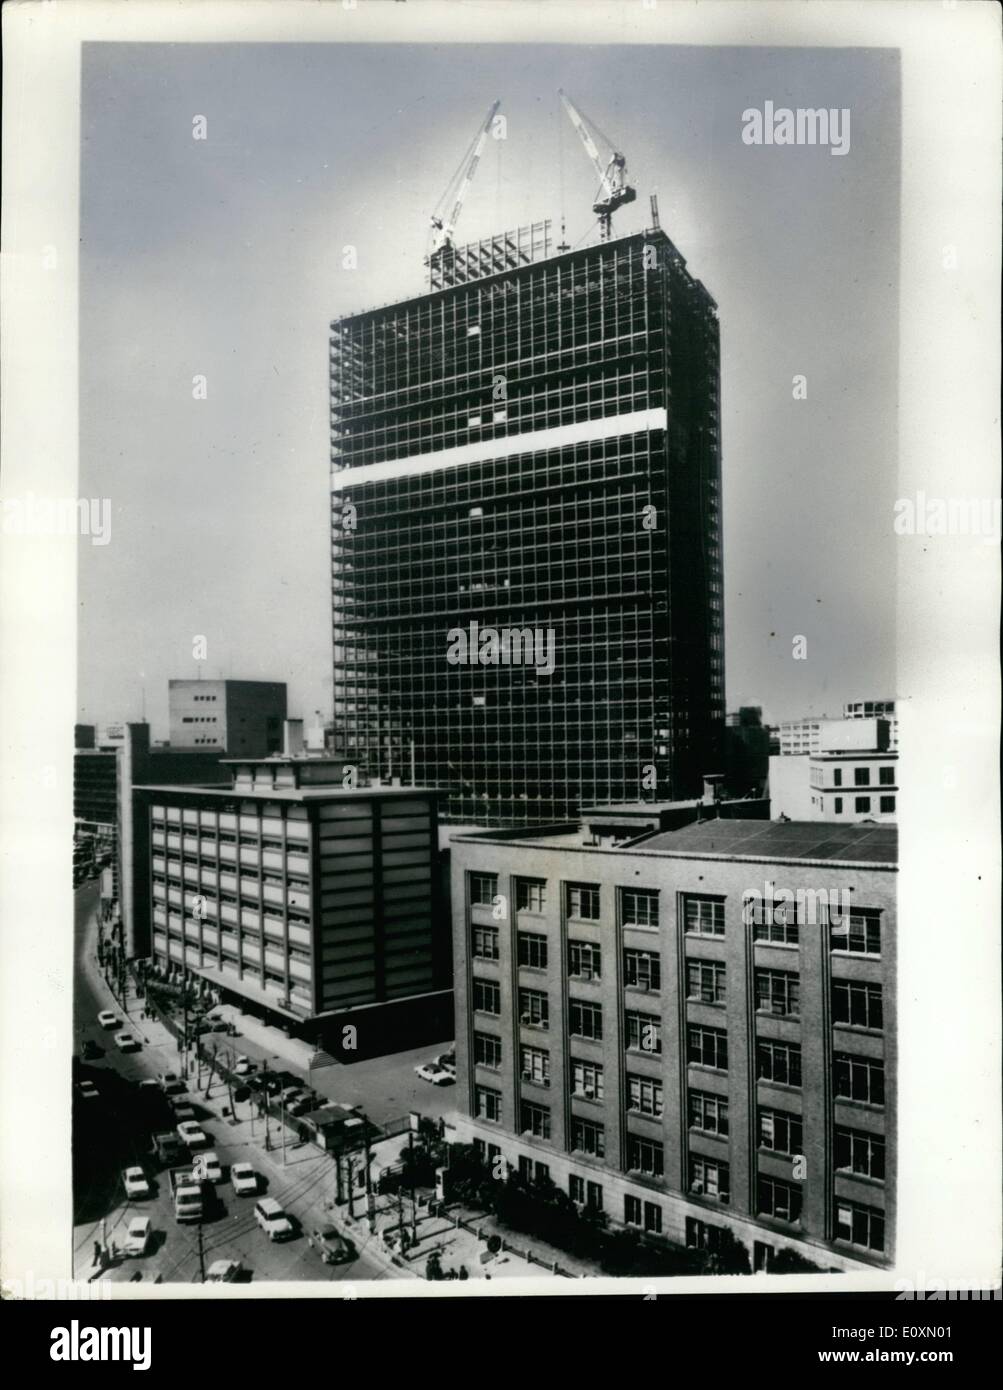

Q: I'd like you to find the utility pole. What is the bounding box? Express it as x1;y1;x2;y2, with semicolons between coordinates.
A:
262;1059;271;1151
196;1223;206;1283
363;1125;374;1233
280;1094;287;1167
408;1128;418;1244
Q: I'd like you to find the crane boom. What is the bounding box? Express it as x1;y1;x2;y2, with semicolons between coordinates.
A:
430;100;501;256
558;89;637;241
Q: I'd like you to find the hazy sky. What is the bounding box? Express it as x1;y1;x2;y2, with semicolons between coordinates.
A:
79;41;900;735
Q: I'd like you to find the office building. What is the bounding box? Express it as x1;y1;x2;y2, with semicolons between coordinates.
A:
450;815;897;1271
330;218;724;826
136;750;452;1055
723;706;771;798
844;699;898;751
770;719;898;824
168;679;287;755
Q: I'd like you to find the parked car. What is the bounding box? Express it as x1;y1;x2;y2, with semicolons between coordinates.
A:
205;1258;242;1283
177;1120;209;1149
307;1226;352;1265
414;1062;454;1086
114;1032;141;1053
254;1198;294;1242
159;1071;185;1095
76;1080;100;1101
122;1166;152;1200
123;1216;152;1258
230;1162;258;1196
233;1056;256;1077
287;1092;319;1117
82;1040;103;1060
194;1151;223;1183
279;1087;303;1107
97;1010;120;1030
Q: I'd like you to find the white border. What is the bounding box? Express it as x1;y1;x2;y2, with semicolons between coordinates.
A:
1;0;1000;1300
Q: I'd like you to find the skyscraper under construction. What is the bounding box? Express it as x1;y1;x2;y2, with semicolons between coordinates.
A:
330;137;724;827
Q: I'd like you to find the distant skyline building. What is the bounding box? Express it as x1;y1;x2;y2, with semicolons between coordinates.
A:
330;218;724;826
769;718;898;824
168;679;287;756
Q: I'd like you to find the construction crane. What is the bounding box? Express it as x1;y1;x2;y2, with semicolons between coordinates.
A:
427;99;501;269
558;89;637;241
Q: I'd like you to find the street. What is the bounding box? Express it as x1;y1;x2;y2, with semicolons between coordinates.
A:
72;885;441;1284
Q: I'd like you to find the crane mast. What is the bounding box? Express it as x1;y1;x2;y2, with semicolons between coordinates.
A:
558;89;637;241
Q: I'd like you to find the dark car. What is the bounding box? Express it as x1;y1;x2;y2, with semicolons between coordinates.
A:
82;1040;103;1060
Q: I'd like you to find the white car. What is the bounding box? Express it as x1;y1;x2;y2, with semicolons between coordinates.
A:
230;1162;258;1196
123;1216;152;1258
254;1197;294;1242
206;1258;242;1283
114;1032;141;1052
414;1062;454;1086
97;1010;120;1030
159;1071;185;1095
194;1151;222;1183
177;1120;209;1149
122;1166;152;1200
76;1080;100;1101
233;1056;256;1077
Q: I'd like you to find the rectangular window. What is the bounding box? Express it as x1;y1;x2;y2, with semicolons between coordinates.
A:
570;1174;585;1205
625;948;662;993
834;1053;885;1106
758;1176;803;1224
833;768;843;787
879;766;895;785
571;1059;604;1102
627;1136;664;1179
519;988;549;1030
475;1086;501;1123
517;932;548;970
520;1045;550;1087
626;1011;662;1056
835;1127;886;1181
572;1118;605;1158
756;1040;802;1087
834;797;843;813
569;999;603;1041
690;1157;730;1204
833;979;883;1031
520;1101;551;1140
474;1032;502;1069
752;907;800;945
831;910;881;955
759;1108;803;1155
854;796;871;813
686;1217;725;1252
625;1194;642;1226
835;1200;885;1252
688;1090;728;1135
627;1074;664;1118
566;883;600;921
621;889;659;929
880;796;896;813
684;895;725;936
854;767;871;786
473;978;501;1016
469;873;497;906
568;940;602;981
516;879;546;914
643;1201;662;1233
687;1025;728;1071
472;925;499;960
687;958;726;1004
755;968;800;1017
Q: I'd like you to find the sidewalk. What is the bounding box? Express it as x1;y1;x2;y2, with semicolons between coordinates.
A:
210;1003;319;1075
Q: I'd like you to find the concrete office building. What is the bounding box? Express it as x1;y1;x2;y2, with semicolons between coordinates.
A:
168;679;287;756
136;752;451;1055
330;217;724;826
771;719;898;824
844;699;898;751
450;815;897;1271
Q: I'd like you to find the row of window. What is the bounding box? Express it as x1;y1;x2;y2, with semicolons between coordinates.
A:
470;877;884;952
471;1126;885;1252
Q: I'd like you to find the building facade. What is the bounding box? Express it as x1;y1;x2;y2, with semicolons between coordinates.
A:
330;222;724;825
450;816;897;1271
137;755;452;1055
168;679;287;756
771;719;898;824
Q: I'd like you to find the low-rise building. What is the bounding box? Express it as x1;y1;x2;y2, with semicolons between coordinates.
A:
136;752;452;1056
450;813;897;1271
168;679;287;755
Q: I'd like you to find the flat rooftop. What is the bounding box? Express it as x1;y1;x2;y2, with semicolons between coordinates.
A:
453;818;897;867
134;783;437;803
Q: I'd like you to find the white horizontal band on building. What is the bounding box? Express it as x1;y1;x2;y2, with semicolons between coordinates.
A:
330;406;669;490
